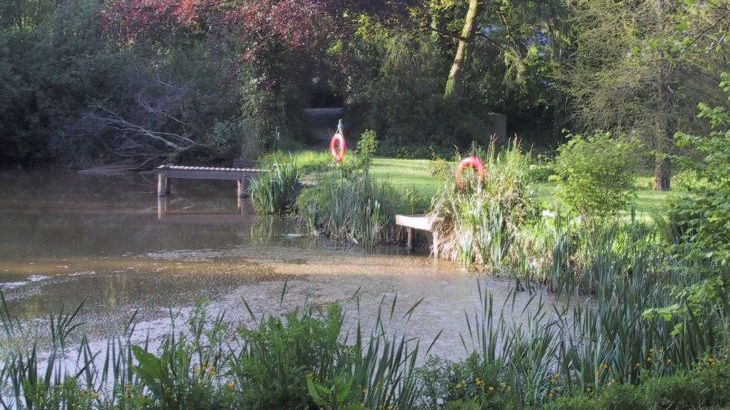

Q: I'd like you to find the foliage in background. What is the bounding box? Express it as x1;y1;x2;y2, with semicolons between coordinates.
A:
553;132;638;219
0;0;136;167
657;74;730;348
250;161;301;215
430;140;537;270
561;0;730;189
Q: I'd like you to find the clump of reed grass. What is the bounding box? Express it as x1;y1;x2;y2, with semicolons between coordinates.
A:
295;169;404;249
430;139;538;270
250;160;301;214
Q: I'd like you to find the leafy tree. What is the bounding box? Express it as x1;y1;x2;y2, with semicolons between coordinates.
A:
0;0;134;167
670;72;730;268
444;0;480;96
562;0;730;190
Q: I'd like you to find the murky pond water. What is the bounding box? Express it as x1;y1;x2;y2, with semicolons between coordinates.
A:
0;170;555;360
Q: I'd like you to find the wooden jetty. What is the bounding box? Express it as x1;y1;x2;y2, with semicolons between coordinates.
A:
156;165;265;198
395;214;440;258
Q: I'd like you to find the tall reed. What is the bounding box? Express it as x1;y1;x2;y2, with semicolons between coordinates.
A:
250;161;301;214
430;139;537;270
296;169;404;250
0;291;422;409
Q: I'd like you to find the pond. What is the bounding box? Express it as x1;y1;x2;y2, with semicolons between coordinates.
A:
0;170;556;361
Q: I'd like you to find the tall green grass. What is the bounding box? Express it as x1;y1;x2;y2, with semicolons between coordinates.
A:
296;170;405;250
250;161;301;214
418;218;728;407
430;140;538;270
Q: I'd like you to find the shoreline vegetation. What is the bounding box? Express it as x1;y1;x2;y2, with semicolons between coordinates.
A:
3;128;727;408
2;0;728;406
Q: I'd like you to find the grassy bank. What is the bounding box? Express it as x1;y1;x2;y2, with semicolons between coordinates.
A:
370;158;668;218
261;152;669;217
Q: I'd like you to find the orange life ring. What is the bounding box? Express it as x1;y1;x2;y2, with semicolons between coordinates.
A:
330;132;346;163
455;156;486;190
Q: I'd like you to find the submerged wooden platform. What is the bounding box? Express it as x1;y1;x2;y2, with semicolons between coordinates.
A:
156;165;265;197
395;214;440;258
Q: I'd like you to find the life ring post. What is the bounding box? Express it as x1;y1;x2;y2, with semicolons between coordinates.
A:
330;132;346;163
455;156;486;190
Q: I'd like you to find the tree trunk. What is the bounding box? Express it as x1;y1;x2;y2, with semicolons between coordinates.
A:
655;154;671;191
654;0;672;191
444;0;479;97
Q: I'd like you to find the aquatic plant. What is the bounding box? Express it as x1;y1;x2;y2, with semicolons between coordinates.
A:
430;139;538;270
250;160;301;214
0;292;422;409
1;239;728;410
295;170;404;250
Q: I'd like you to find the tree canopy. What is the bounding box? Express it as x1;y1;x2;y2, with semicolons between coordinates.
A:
0;0;728;180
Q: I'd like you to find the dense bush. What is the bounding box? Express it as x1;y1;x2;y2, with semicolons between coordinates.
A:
0;0;135;167
553;132;638;219
355;129;378;171
669;73;730;268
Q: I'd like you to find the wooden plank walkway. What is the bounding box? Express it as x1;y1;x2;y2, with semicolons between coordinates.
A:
156;165;266;197
395;214;440;258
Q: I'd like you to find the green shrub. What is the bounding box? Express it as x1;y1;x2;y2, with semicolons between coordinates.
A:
669;73;730;268
355;129;378;171
542;395;602;410
643;372;704;410
691;357;730;407
528;154;555;183
232;305;346;408
601;384;646;410
250;161;301;214
554;132;638;219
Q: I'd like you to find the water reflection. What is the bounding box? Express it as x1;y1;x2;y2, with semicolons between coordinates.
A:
156;196;250;223
0;171;560;361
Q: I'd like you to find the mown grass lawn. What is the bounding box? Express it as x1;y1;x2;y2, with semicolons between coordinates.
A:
369;157;669;218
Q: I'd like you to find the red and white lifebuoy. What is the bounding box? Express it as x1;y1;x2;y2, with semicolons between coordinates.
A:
330;132;346;163
455;156;486;190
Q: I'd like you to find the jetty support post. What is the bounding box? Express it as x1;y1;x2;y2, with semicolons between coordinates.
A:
157;172;169;197
237;179;245;198
432;231;439;259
